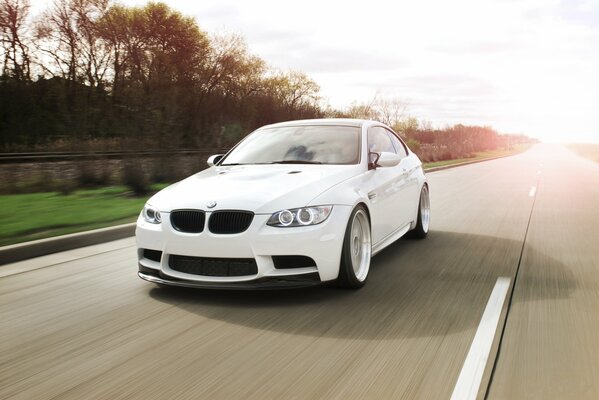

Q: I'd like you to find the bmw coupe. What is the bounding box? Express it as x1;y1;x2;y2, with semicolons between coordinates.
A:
136;119;429;289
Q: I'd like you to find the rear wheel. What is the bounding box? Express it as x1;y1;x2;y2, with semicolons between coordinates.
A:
411;184;430;239
337;206;372;289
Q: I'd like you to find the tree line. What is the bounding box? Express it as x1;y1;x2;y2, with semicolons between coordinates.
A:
0;0;322;151
1;0;535;161
335;95;536;162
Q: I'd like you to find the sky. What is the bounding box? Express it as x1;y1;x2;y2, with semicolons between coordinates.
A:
32;0;599;143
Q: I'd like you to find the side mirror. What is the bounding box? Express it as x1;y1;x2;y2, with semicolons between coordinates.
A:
368;152;380;170
207;154;224;167
376;152;401;168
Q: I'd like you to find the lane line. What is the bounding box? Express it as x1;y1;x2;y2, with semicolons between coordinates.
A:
484;168;542;398
450;277;511;400
529;186;536;197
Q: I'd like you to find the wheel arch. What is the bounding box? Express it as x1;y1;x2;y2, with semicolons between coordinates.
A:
355;201;371;225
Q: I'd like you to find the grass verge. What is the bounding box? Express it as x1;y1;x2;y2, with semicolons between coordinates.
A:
423;144;532;169
566;143;599;164
0;184;167;247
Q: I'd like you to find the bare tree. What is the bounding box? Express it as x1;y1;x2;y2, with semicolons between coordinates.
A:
34;0;110;86
344;93;408;127
197;33;264;106
345;95;378;120
73;0;111;87
0;0;31;80
35;0;78;80
376;97;408;127
265;70;320;111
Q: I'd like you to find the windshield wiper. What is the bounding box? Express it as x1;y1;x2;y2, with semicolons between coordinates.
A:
269;160;323;164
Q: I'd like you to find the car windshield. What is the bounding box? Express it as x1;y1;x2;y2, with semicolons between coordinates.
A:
220;125;361;165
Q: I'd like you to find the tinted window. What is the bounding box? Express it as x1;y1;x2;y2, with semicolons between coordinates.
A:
220;125;361;165
386;129;408;158
368;127;395;154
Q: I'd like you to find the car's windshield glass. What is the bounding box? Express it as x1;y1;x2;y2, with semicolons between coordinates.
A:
220;125;361;165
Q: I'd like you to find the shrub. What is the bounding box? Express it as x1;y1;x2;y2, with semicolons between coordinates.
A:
122;160;149;195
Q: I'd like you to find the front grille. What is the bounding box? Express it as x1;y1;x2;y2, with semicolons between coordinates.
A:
169;255;258;277
171;210;205;233
208;211;254;234
272;255;316;269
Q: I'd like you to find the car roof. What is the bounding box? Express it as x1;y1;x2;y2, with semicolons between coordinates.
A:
261;118;377;129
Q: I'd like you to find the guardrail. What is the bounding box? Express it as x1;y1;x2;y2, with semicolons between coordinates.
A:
0;149;229;164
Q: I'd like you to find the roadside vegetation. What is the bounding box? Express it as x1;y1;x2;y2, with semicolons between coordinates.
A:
423;144;532;169
566;144;599;164
0;185;167;246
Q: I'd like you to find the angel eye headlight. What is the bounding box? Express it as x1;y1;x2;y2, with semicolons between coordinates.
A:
297;208;314;225
278;209;294;226
267;206;332;227
142;204;162;224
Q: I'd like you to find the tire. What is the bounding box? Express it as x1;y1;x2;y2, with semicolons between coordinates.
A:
337;205;372;289
410;184;430;239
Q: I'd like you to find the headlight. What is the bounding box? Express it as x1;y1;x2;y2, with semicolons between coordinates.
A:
267;206;332;227
142;204;162;224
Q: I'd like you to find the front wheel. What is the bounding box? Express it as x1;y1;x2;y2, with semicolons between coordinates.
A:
337;206;372;289
410;184;430;239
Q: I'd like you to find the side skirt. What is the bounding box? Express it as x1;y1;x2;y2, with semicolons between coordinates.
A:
372;222;412;256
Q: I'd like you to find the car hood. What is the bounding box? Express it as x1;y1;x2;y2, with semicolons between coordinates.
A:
148;164;362;214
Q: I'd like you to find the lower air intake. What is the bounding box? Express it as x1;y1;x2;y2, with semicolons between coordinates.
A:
169;255;258;277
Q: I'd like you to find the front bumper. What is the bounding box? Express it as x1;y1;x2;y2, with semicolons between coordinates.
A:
138;265;321;290
136;205;352;287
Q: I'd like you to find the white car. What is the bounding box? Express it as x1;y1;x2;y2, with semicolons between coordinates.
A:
136;119;429;289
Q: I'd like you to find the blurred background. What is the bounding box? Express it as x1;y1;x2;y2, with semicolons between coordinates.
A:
3;0;595;246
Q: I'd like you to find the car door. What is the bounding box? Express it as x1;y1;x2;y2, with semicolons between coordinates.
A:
364;127;412;245
386;129;421;223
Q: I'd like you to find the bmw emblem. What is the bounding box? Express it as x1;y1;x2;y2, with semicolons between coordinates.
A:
207;201;217;209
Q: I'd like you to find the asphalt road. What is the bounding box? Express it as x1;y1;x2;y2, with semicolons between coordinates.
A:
1;144;598;399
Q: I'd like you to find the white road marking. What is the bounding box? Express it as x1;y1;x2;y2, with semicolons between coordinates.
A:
450;277;511;400
529;186;537;197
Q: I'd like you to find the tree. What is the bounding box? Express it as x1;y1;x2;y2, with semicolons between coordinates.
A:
95;4;128;98
35;0;81;81
73;0;112;88
0;0;31;80
394;116;419;138
265;70;320;111
344;93;408;127
1;0;326;151
376;97;407;128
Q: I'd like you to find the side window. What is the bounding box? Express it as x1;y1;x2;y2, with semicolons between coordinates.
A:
385;129;408;158
367;127;395;154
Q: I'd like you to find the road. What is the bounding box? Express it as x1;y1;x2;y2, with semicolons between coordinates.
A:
1;144;598;399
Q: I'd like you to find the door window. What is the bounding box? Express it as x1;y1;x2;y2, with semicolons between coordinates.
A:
385;129;408;158
368;127;395;154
